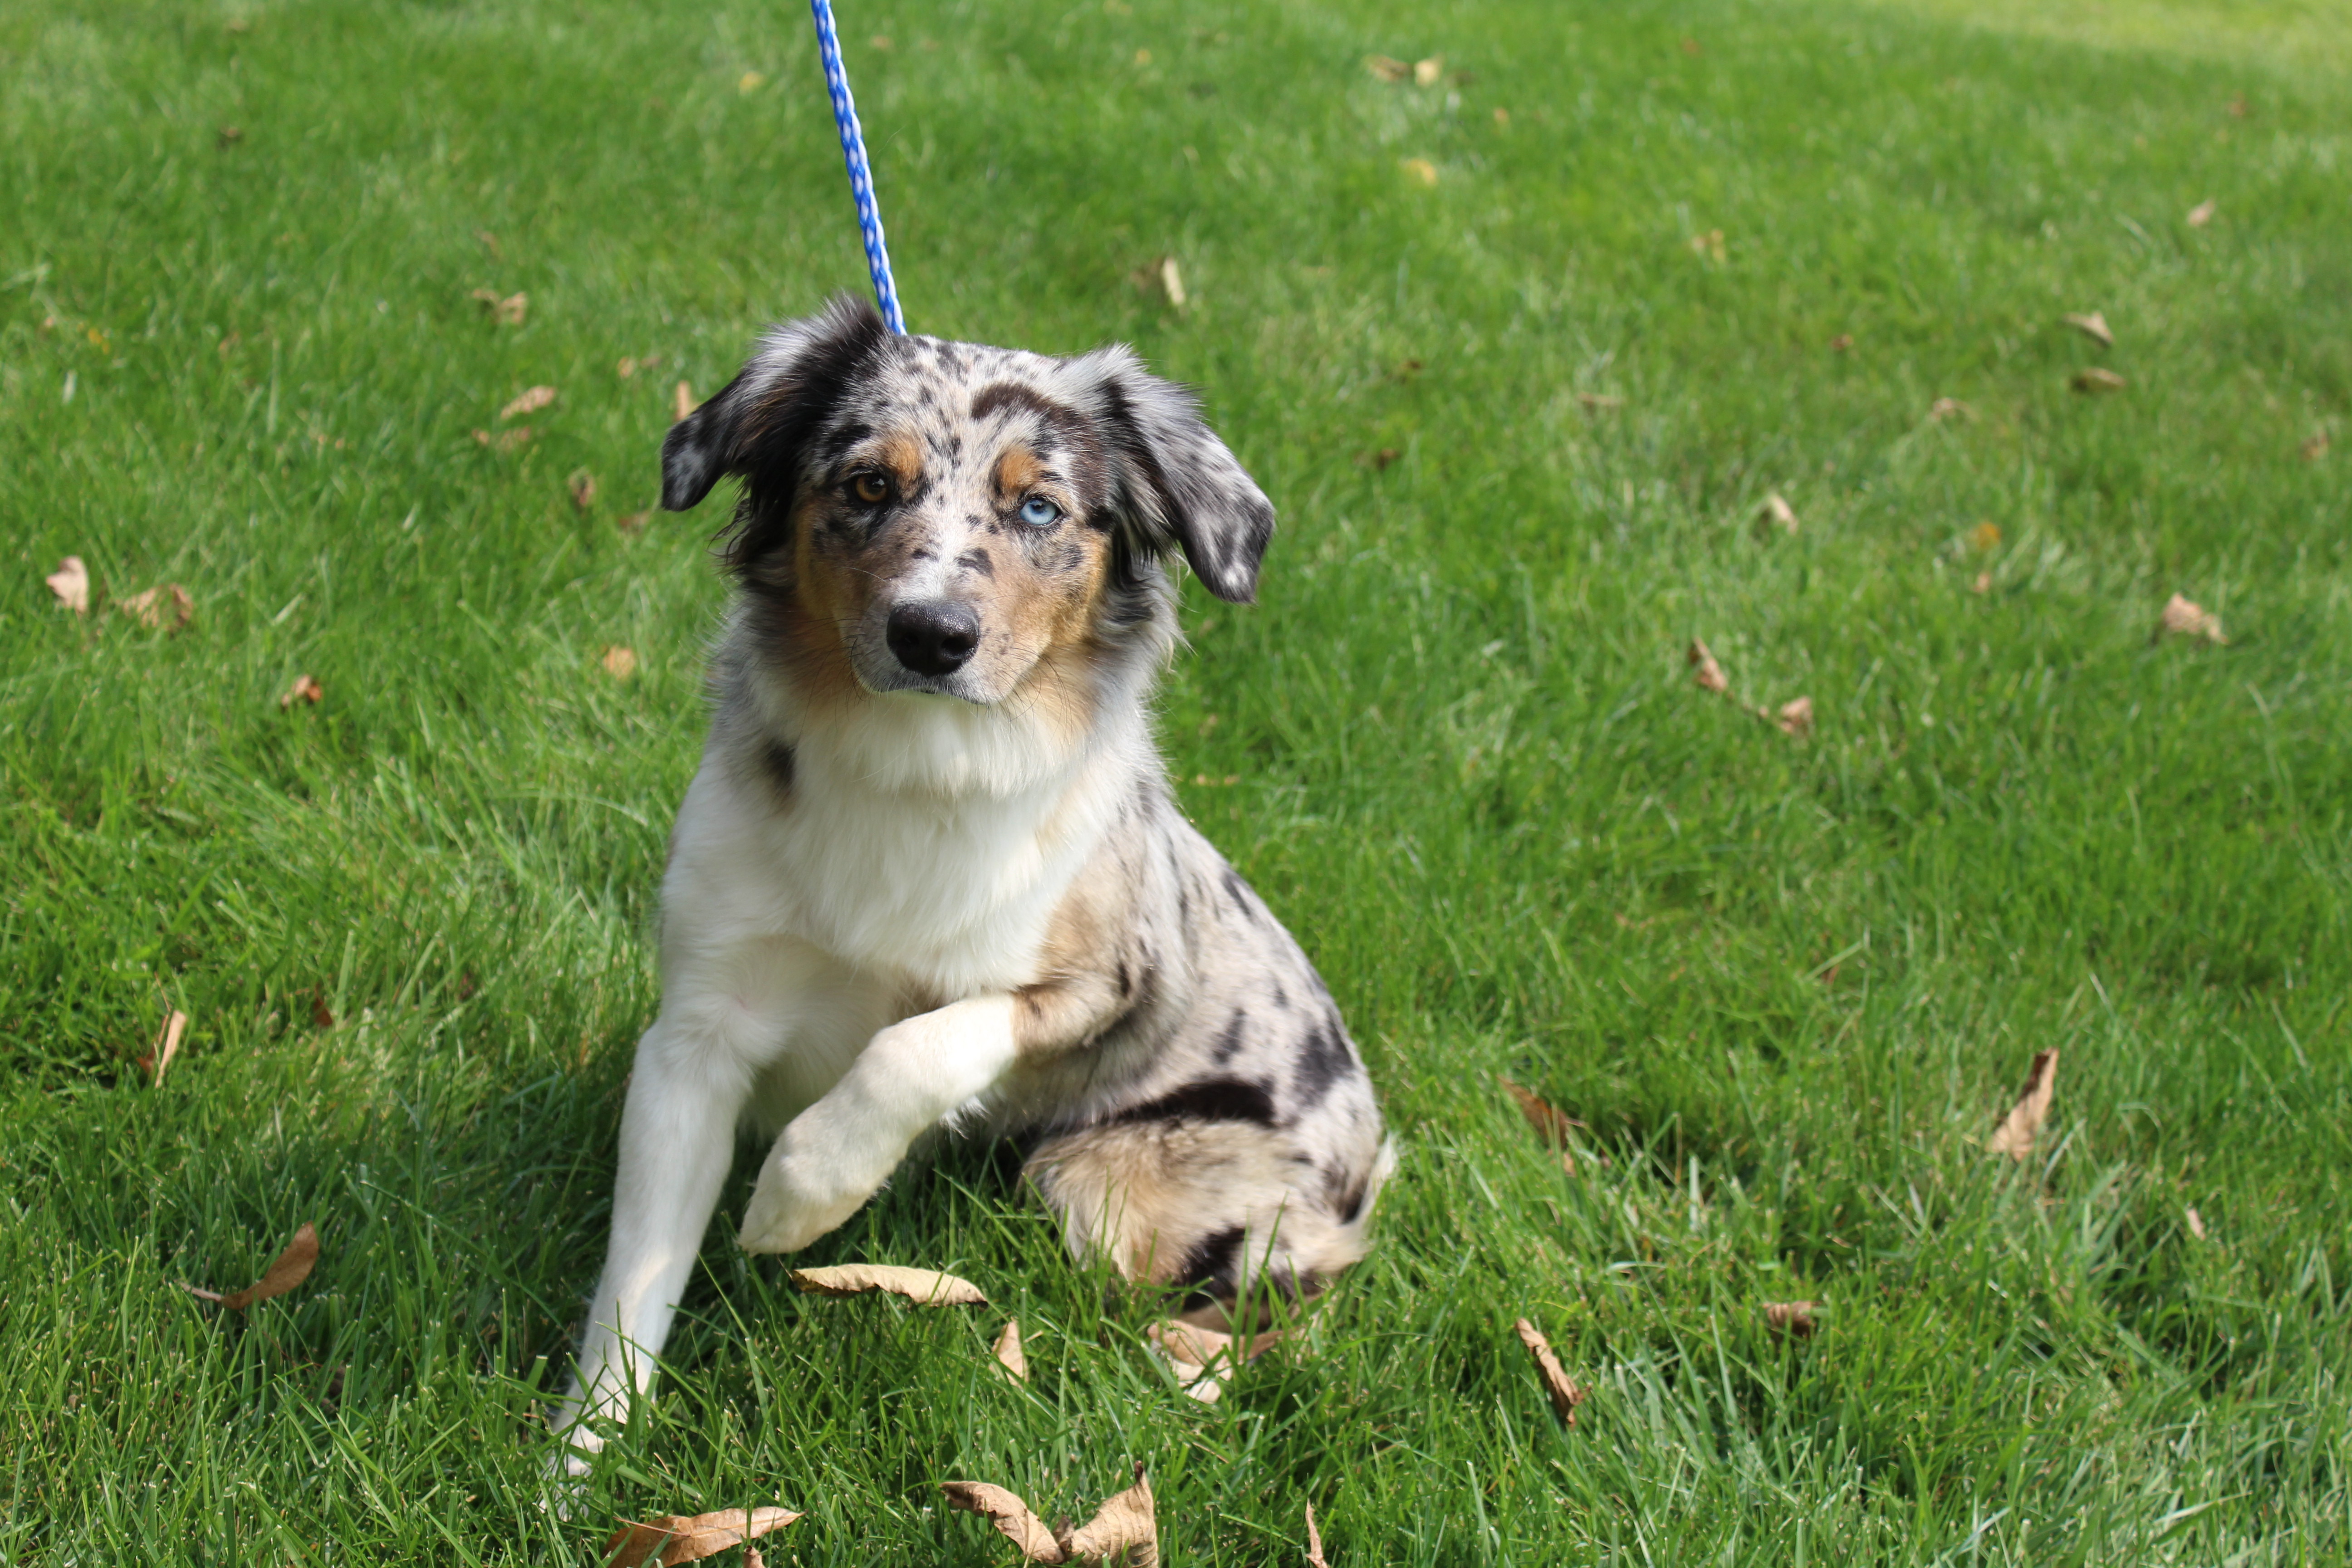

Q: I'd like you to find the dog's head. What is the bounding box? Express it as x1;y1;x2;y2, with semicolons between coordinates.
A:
661;296;1274;708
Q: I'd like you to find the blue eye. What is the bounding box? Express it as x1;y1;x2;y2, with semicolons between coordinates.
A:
1018;496;1062;527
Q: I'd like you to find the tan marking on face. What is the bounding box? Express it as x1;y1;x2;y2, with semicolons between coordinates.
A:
878;430;923;490
993;443;1047;503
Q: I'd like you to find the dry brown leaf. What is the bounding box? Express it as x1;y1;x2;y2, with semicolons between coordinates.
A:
280;673;323;710
569;470;598;511
121;583;194;632
182;1222;320;1309
1514;1318;1586;1426
673;381;698;421
1773;696;1814;737
1365;55;1409;83
1575;392;1622;412
2062;310;2114;348
738;70;766;94
1829;332;1853;353
1501;1077;1582;1174
1688;228;1726;262
941;1481;1069;1562
1400;157;1438;187
601;646;638;681
1156;256;1187;309
2154;593;2227;645
744;1552;764;1568
1146;1318;1284;1403
1305;1504;1329;1568
1762;1300;1819;1338
46;556;90;614
790;1263;987;1305
502;385;557;420
1680;35;1702;55
1413;56;1444;86
470;289;529;325
2070;368;2126;394
476;229;502;260
1928;397;1974;423
1687;637;1729;694
994;1318;1029;1382
2185;1205;2207;1240
1987;1048;2058;1161
617;510;650;537
603;1507;801;1568
1970;521;2002;552
139;1009;188;1085
1063;1465;1157;1567
2188;198;2216;227
1972;571;1993;595
1758;492;1798;534
2299;430;2329;461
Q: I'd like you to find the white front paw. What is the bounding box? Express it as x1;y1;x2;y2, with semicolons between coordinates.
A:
738;1131;889;1254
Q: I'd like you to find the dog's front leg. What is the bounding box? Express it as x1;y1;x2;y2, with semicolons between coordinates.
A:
738;994;1018;1253
551;1019;750;1470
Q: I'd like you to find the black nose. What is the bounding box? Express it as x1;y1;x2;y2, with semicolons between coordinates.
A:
886;600;981;676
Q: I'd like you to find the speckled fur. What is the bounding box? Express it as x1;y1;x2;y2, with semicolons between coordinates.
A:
552;297;1389;1466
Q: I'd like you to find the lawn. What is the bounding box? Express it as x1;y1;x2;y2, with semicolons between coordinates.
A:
4;0;2349;1560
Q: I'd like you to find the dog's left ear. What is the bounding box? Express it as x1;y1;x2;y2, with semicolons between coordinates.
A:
1070;347;1275;605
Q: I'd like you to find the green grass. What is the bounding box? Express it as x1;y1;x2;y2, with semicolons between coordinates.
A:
5;0;2349;1559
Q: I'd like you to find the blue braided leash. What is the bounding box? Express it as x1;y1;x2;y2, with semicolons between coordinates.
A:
808;0;906;333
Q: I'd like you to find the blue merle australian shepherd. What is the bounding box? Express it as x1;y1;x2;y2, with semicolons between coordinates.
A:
553;296;1392;1466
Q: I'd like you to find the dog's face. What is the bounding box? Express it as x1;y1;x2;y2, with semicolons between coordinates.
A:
661;298;1274;708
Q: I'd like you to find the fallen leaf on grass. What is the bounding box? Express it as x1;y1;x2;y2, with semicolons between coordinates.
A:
2187;198;2216;228
476;229;502;260
994;1318;1028;1382
1680;35;1702;55
1400;157;1438;187
121;583;194;631
943;1463;1157;1565
1575;392;1622;412
1987;1048;2057;1161
2185;1206;2207;1240
673;381;698;421
1413;55;1444;86
1972;571;1992;595
1501;1077;1583;1174
569;470;598;511
502;385;557;420
603;1507;801;1568
1970;521;2003;552
470;289;529;325
1354;448;1400;470
471;426;535;453
2154;593;2226;645
216;125;243;148
1155;256;1187;309
617;510;650;536
1364;55;1409;83
1757;492;1798;534
1514;1318;1586;1426
46;556;90;614
280;674;323;710
790;1264;987;1305
2070;368;2126;394
1688;228;1726;263
184;1222;320;1309
1762;1301;1819;1338
2062;310;2113;348
312;990;335;1029
1772;696;1814;737
601;646;638;681
1828;333;1853;353
137;1010;188;1085
1928;397;1974;423
2300;430;2329;461
1305;1504;1329;1568
1146;1318;1286;1403
1687;637;1729;694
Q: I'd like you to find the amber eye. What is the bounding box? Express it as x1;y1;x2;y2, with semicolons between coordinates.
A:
850;471;890;505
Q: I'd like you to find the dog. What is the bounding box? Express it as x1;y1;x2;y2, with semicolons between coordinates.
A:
551;296;1392;1468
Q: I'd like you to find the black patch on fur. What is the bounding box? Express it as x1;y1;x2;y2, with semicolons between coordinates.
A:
761;740;795;793
1289;1018;1357;1111
1324;1163;1372;1226
956;548;994;578
1172;1225;1245;1294
1114;1076;1276;1127
1207;1009;1249;1067
1221;868;1253;920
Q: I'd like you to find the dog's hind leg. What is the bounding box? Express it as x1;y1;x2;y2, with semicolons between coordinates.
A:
1024;1117;1395;1332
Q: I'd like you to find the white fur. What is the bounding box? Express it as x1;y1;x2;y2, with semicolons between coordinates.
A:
549;663;1147;1470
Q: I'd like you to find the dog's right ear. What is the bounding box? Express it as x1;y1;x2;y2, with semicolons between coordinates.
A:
659;294;890;513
